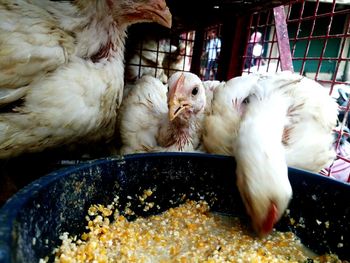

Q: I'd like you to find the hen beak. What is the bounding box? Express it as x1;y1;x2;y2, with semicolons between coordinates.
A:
169;100;192;121
168;73;191;121
136;0;172;28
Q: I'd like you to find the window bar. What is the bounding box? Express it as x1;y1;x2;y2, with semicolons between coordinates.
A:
274;5;293;71
241;13;255;73
299;0;320;77
266;26;280;72
260;9;272;70
265;10;279;72
290;1;306;59
314;0;336;82
330;15;350;92
252;12;263;70
288;8;350;23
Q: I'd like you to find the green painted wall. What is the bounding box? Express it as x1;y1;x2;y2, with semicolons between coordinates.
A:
287;4;346;76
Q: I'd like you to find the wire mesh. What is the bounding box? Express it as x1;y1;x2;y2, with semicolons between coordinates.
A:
241;0;350;182
124;24;223;83
125;31;195;84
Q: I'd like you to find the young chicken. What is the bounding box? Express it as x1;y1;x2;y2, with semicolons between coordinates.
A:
203;71;338;236
118;72;206;154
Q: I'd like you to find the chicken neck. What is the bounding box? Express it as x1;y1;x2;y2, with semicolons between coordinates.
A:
158;114;202;151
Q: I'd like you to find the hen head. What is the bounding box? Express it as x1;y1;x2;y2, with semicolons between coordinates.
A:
223;75;293;236
235;144;292;237
76;0;172;28
113;0;172;28
167;72;206;122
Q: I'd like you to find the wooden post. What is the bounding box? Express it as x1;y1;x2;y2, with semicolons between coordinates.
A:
191;28;205;76
222;15;251;80
273;5;294;72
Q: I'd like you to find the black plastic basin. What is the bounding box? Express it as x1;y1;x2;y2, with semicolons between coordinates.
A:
0;153;349;262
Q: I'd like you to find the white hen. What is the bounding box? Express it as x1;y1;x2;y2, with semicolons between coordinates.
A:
203;71;338;236
118;72;206;154
0;0;172;159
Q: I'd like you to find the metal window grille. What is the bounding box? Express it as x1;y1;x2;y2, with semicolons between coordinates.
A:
241;0;350;182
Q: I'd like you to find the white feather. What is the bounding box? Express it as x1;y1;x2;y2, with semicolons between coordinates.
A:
118;75;169;154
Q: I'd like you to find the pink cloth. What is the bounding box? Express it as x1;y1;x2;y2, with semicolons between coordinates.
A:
320;140;350;183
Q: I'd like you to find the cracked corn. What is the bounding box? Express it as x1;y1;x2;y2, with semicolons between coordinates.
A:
49;200;341;263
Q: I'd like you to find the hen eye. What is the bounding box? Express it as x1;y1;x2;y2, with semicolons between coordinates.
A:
243;97;249;104
192;87;199;96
